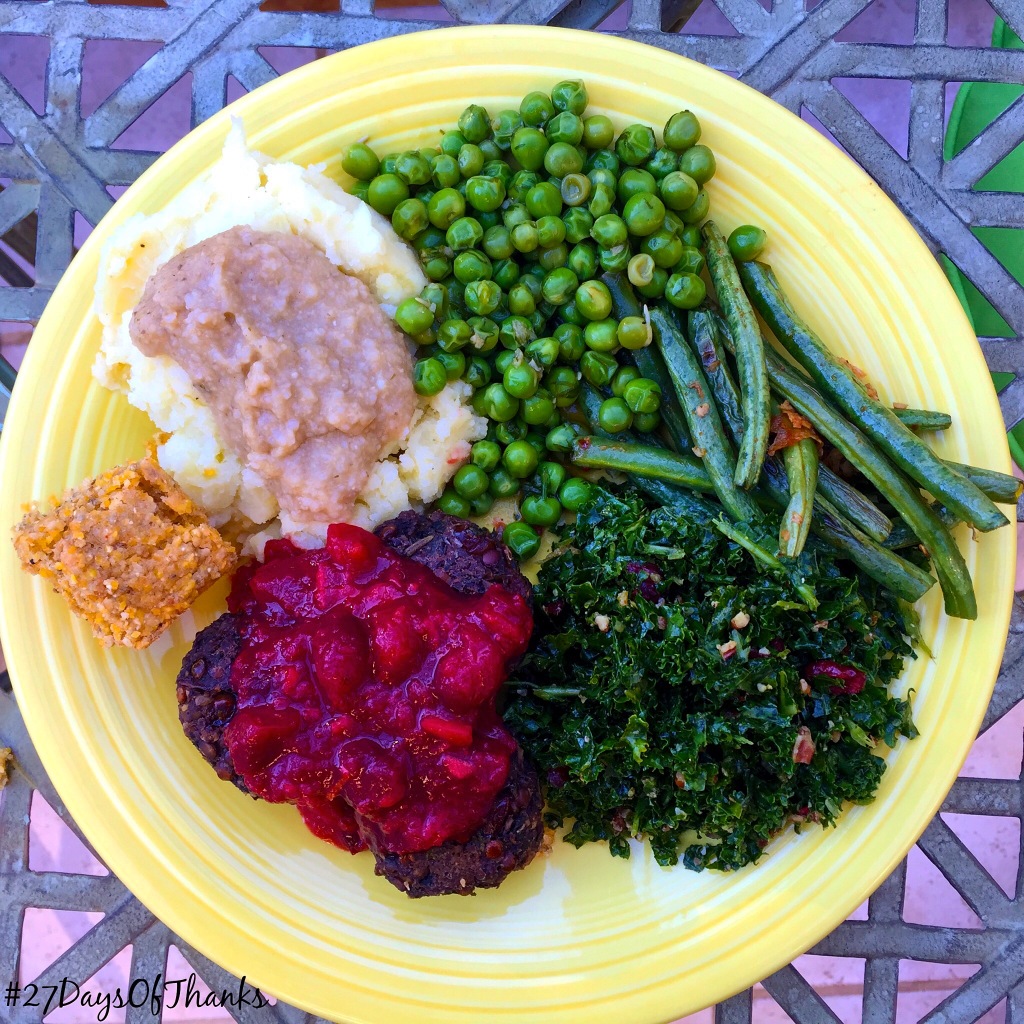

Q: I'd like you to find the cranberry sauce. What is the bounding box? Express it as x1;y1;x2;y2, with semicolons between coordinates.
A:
222;524;533;855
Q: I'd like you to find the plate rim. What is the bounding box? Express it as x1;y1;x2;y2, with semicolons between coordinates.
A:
0;23;1016;1023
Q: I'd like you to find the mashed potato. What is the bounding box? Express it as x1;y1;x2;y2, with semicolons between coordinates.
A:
94;123;486;549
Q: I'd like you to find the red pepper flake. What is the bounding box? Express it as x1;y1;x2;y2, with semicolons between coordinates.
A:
806;659;867;695
695;402;710;418
577;437;592;452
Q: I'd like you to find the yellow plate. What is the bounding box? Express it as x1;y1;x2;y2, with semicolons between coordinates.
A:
0;26;1015;1024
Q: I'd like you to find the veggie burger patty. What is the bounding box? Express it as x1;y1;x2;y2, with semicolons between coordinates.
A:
175;511;543;896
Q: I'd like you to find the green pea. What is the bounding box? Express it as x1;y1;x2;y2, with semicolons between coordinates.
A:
468;316;499;352
427;187;466;228
483;160;514;187
464;355;493;390
452;143;482;179
348;180;370;202
623;377;662;414
645;147;679;181
510;222;538;254
471;440;502;473
493;258;520;291
437;318;473;352
410;329;437;349
558;476;593;512
612;365;642;397
520;494;562;528
452;463;489;500
428;153;458;189
598;396;633;433
560;173;592;208
438;487;471;517
458;104;490;144
680;224;702;248
544;142;584;178
546;365;581;407
728;224;768;262
574;280;613;321
467;491;492;517
504;361;540;399
565;242;596;281
500;204;528;231
674;245;705;277
641;229;684;269
678;144;716;185
615;124;656;166
503;439;540;479
554;322;586;363
379;152;400;174
541;266;579;305
524;181;561;220
453;250;492;284
520;90;555;126
538;461;567;494
680;188;710;224
465;176;506;213
496;420;527;445
560;299;585;326
439;130;467;157
395;151;431;186
503;520;540;560
545;422;580;452
659;170;699;212
506;281;536;316
522;388;556;426
587;182;615;218
526;336;560;367
464;279;502;316
664;271;707;310
582;114;614;150
421;248;452;282
551;79;588;114
511;126;550;172
563;208;594;245
499;315;534;350
445;277;467;313
598;244;631;274
616;168;657;205
584;318;619;353
491;109;523;151
341;142;380;181
547;110;584;146
633;410;661;433
435;350;466;381
591;213;627;248
504;173;536;205
586;148;620;173
480;382;520;422
414;357;447;396
627;253;655;288
494;349;519;376
414;225;446;251
662;209;685;237
446;216;483;251
664;110;701;152
489;466;520;499
537;215;567;248
394;295;436;336
580;350;618;387
538;242;569;271
478;138;503;162
479;225;510;261
623;192;666;236
618;316;653;352
366;173;410;216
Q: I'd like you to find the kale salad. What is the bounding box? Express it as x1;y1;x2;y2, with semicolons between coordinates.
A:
504;486;919;871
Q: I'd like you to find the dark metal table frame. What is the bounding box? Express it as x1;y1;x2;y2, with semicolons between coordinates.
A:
1;1;1023;1020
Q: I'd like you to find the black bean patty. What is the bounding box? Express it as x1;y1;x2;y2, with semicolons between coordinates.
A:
374;748;543;897
174;512;543;895
175;611;247;792
375;509;533;606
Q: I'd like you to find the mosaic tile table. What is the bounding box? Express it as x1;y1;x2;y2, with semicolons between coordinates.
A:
1;1;1023;1020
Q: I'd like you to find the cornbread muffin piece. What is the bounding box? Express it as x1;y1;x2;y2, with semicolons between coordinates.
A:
12;456;235;649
